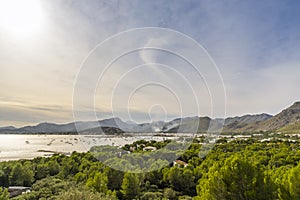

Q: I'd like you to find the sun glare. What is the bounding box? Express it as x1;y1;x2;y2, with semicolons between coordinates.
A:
0;0;44;37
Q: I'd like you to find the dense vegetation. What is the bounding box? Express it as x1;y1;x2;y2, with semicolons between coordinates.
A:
1;138;300;199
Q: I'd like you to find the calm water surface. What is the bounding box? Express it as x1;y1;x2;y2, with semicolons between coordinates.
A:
0;134;181;161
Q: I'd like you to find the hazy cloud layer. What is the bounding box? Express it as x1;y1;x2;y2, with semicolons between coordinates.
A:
0;0;300;126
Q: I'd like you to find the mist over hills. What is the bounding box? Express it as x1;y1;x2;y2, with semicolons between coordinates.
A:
1;102;300;134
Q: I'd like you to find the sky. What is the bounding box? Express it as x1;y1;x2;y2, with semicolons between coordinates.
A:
0;0;300;127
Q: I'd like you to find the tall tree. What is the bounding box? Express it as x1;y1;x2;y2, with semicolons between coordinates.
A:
86;172;108;194
165;167;195;195
121;173;141;200
10;163;34;186
196;154;276;200
286;163;300;199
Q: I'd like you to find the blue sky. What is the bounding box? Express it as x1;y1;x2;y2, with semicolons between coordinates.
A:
0;0;300;126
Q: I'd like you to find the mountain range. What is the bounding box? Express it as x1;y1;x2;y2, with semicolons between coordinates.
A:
1;102;300;134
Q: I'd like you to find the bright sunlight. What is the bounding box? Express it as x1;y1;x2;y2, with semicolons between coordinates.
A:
0;0;44;37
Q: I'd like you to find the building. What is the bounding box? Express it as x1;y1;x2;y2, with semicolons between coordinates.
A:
143;146;157;151
8;186;31;198
173;160;188;167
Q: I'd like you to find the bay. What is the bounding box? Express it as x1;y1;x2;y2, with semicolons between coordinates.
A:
0;134;184;161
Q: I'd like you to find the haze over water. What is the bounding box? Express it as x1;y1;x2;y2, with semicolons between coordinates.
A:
0;134;177;161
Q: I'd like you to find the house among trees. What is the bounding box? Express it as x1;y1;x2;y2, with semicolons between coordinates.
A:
173;160;188;167
8;186;31;198
143;146;157;151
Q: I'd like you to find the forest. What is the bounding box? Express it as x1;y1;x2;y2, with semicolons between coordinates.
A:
1;136;300;200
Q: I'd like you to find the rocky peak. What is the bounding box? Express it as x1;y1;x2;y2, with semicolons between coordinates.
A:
289;102;300;109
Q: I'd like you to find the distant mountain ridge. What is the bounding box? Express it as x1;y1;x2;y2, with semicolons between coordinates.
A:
224;113;272;125
0;115;270;134
0;126;16;131
221;113;272;132
1;101;300;134
247;102;300;132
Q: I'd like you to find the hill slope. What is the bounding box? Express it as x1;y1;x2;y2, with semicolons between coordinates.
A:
239;102;300;132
